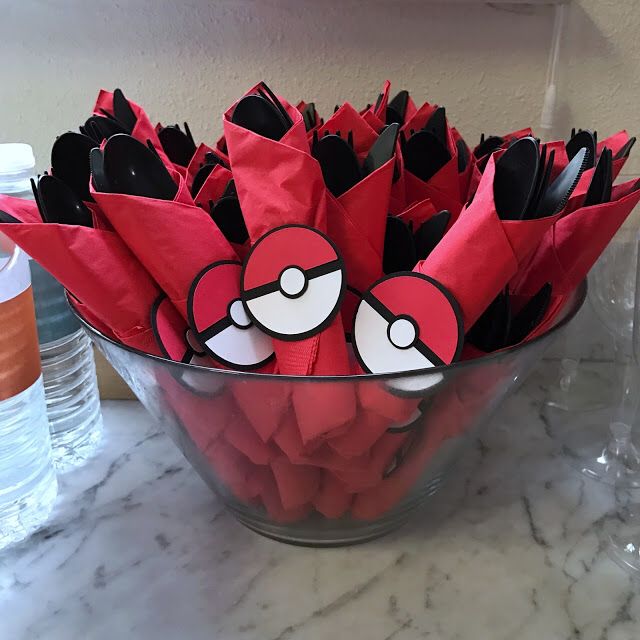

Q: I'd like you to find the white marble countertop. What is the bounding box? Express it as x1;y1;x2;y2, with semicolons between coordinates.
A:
1;363;639;640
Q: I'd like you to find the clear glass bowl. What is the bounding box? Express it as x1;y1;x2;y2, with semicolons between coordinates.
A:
71;283;586;547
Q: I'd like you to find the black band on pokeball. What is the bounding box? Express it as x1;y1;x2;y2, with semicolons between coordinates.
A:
186;260;275;371
242;258;343;301
240;224;347;342
361;289;447;367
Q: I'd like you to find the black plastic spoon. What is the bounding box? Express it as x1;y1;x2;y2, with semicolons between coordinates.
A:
37;175;93;227
493;136;540;221
386;90;409;125
566;129;596;170
383;216;417;274
51;131;96;202
103;134;177;200
312;133;361;197
210;196;249;245
158;125;197;167
414;210;451;260
403;130;452;183
89;148;110;193
423;107;447;148
113;88;137;133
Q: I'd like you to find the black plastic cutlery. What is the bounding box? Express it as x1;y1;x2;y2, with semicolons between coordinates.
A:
493;137;540;220
99;134;177;200
33;175;93;227
382;209;450;274
112;88;137;133
313;124;399;197
566;129;596;170
584;147;613;207
403;130;451;183
312;133;361;197
158;124;197;167
231;83;293;141
414;210;451;260
506;283;552;346
386;90;409;126
383;216;417;274
50;132;96;203
191;152;227;198
209;196;249;245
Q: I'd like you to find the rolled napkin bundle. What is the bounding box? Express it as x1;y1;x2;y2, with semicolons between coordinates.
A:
223;83;356;442
92;168;238;323
413;152;562;333
0;195;163;355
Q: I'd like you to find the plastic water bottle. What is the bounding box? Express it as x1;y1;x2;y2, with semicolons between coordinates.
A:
0;233;57;549
0;143;102;470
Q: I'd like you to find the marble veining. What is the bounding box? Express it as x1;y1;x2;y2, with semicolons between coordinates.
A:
1;364;639;640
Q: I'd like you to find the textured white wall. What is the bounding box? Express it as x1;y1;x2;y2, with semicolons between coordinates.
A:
3;0;635;176
0;0;637;363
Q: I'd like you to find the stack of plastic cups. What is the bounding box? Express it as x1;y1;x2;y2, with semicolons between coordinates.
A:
0;144;102;470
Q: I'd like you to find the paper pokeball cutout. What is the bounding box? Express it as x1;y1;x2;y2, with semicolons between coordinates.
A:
151;295;226;395
151;295;207;364
187;261;275;370
241;225;346;341
352;272;463;383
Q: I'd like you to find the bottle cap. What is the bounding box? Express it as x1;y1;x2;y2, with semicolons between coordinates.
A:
0;143;35;175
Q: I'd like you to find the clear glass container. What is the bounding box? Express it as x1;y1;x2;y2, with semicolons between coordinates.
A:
0;234;57;550
71;282;586;547
0;142;102;469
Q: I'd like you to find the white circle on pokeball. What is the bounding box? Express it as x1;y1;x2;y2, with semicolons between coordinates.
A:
388;317;417;349
228;299;251;328
279;267;307;298
354;299;439;374
245;267;343;339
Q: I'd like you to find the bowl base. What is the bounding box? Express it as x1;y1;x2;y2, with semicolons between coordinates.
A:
226;475;445;547
235;513;412;548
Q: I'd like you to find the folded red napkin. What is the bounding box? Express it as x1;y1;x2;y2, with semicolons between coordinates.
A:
326;158;395;332
514;178;640;298
92;172;238;322
0;195;162;354
192;164;233;208
185;143;215;190
316;103;378;158
402;104;463;220
223;84;356;442
414;154;561;332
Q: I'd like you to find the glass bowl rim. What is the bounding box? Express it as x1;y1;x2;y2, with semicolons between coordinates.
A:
69;280;587;383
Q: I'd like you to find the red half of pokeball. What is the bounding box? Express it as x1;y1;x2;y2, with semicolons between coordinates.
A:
352;272;464;376
187;260;275;370
151;295;206;364
241;224;346;341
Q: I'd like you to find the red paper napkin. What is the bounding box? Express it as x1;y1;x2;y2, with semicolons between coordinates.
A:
92;173;238;322
414;154;562;332
223;84;356;442
0;195;162;354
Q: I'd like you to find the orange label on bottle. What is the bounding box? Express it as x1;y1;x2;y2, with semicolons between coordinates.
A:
0;286;42;401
